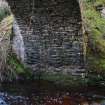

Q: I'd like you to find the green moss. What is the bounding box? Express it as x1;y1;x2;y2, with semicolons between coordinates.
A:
94;0;105;6
36;72;87;88
82;0;105;71
0;6;10;22
0;14;33;81
7;53;33;80
87;49;105;72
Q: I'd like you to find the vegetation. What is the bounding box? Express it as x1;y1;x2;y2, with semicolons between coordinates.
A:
0;1;32;81
0;1;10;22
0;15;32;81
7;53;33;81
0;15;13;81
38;72;87;88
82;0;105;73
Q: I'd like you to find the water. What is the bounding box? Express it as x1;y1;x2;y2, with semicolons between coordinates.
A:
0;81;105;105
12;19;25;62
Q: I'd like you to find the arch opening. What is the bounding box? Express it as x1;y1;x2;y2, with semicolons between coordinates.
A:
6;0;84;73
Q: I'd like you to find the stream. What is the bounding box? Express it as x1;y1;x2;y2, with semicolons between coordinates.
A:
0;81;105;105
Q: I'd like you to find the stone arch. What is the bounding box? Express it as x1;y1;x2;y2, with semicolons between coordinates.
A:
6;0;85;74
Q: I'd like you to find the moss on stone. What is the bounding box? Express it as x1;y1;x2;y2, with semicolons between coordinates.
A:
0;15;33;81
82;0;105;72
0;1;11;22
7;53;33;80
35;72;86;88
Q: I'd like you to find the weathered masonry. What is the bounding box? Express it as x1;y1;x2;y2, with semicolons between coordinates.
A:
7;0;85;75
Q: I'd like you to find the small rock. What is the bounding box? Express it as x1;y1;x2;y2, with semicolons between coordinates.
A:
101;8;105;18
0;98;7;105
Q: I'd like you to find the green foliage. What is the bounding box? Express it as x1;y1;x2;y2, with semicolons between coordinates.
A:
94;0;105;6
0;6;10;22
7;53;33;80
84;0;105;5
36;72;87;88
87;48;105;72
83;0;105;71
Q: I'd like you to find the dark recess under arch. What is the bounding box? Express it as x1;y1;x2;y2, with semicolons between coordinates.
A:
6;0;84;74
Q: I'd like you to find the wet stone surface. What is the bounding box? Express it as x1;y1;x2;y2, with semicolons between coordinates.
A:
0;81;105;105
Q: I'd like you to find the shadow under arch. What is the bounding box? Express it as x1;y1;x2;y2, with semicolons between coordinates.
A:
6;0;84;73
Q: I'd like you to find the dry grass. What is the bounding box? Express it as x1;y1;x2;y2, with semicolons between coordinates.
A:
0;15;13;81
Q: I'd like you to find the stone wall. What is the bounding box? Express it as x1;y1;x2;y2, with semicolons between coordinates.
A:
7;0;85;75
